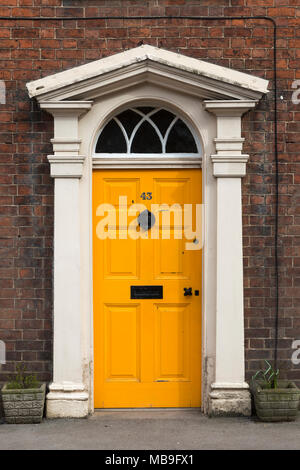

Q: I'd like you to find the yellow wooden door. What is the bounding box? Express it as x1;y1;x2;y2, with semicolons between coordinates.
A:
93;169;202;408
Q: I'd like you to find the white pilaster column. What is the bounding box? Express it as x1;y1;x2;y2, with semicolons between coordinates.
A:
40;101;92;418
204;100;256;416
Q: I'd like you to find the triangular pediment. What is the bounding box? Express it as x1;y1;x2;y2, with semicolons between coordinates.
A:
26;45;268;102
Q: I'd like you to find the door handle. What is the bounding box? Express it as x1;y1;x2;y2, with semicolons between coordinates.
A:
184;287;192;296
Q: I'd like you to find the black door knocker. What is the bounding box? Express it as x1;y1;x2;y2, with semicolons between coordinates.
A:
137;209;156;231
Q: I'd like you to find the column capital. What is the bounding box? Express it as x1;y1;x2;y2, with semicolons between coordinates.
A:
39;100;93;117
210;154;249;178
203;99;257;116
41;101;92;143
47;155;85;178
41;101;92;179
204;100;256;178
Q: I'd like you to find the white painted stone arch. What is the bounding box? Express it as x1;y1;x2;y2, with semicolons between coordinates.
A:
26;45;269;418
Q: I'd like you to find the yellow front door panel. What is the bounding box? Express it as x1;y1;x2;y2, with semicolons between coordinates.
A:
93;169;202;408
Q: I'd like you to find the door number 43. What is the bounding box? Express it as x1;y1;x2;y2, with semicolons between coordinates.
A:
140;192;152;200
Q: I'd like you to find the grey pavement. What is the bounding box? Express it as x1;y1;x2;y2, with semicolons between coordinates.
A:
0;410;299;450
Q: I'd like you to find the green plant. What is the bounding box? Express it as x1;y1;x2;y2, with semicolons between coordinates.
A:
252;360;279;389
6;363;40;390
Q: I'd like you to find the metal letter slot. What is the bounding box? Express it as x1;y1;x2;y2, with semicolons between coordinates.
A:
131;285;163;299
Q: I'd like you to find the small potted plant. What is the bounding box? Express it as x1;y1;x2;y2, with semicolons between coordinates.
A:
250;360;300;422
1;363;46;424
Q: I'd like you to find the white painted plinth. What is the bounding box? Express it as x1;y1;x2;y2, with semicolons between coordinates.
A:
46;384;89;418
209;386;251;417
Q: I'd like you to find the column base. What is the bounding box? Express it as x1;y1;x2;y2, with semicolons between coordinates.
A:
46;382;89;418
208;384;251;417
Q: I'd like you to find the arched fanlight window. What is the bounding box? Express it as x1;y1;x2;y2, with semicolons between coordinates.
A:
95;107;199;154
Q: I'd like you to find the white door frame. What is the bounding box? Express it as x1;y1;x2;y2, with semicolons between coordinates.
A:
26;45;269;418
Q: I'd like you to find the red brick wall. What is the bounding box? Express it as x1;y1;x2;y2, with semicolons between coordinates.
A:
0;0;299;387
